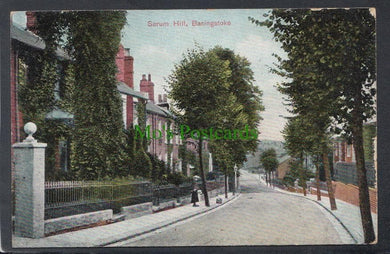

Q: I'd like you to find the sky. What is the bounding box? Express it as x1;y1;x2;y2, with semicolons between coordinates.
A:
12;9;290;141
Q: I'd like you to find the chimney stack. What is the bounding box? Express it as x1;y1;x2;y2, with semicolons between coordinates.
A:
140;74;154;102
26;11;37;34
124;48;130;56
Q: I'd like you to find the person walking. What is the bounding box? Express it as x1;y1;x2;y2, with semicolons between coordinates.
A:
191;188;199;207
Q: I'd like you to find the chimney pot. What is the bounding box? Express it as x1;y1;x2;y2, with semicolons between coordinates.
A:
142;74;146;80
158;94;162;103
163;94;167;102
148;74;151;81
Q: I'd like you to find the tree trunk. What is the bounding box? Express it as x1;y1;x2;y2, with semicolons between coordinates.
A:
198;139;210;206
271;171;275;188
322;149;337;210
268;172;271;186
315;160;321;201
299;154;307;196
352;124;375;243
224;173;228;198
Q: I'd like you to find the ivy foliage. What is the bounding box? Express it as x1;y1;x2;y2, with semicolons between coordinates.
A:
24;11;129;180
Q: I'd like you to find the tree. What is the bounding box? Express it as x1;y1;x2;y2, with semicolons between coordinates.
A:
253;9;376;242
167;46;233;206
282;115;336;206
260;149;278;187
208;47;264;196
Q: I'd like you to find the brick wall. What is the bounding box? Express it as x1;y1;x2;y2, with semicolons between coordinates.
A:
332;181;377;214
289;181;377;213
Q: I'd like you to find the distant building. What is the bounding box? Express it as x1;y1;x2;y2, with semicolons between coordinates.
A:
276;156;294;179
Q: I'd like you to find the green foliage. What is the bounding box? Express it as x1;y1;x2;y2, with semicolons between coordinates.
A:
206;171;218;180
208;47;264;172
252;8;376;138
167;172;187;186
133;150;152;179
260;148;278;173
167;46;233;132
67;11;127;180
283;160;314;187
148;152;167;183
135;100;148;151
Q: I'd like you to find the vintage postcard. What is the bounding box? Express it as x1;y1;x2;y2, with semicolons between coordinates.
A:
9;8;377;248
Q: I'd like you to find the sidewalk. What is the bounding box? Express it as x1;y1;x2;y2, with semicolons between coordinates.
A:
258;175;378;244
12;192;239;248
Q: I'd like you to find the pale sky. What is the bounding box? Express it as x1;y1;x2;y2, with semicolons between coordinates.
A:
12;9;290;141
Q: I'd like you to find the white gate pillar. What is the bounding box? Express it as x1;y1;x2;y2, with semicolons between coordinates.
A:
13;122;46;238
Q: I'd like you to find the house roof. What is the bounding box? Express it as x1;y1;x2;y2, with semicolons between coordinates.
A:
11;23;70;60
146;102;169;117
11;24;45;50
278;155;292;164
117;82;149;100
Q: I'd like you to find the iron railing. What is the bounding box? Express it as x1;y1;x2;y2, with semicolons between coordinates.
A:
44;180;153;219
44;179;224;219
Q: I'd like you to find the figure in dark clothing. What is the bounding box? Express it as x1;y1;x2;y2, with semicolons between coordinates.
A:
191;188;199;207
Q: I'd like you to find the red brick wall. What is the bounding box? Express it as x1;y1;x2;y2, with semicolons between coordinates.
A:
11;48;24;145
332;181;377;213
124;55;133;88
290;181;377;213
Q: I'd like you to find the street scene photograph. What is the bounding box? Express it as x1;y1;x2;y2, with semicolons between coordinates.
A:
10;8;377;247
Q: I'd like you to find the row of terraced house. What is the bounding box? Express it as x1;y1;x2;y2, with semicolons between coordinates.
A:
11;12;211;180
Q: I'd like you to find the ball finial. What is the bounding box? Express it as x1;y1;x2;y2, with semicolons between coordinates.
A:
24;122;37;142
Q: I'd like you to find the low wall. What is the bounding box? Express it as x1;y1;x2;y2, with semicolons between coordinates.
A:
45;209;113;235
290;181;377;213
121;202;153;219
332;181;377;213
153;200;177;212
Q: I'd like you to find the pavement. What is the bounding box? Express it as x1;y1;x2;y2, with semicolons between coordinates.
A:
257;173;378;244
12;191;239;248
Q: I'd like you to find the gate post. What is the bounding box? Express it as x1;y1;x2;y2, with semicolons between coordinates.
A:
13;122;46;238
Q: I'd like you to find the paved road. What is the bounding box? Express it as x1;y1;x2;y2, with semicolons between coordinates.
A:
113;170;343;246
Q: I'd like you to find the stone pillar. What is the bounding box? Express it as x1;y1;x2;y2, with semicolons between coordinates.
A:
13;122;46;238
